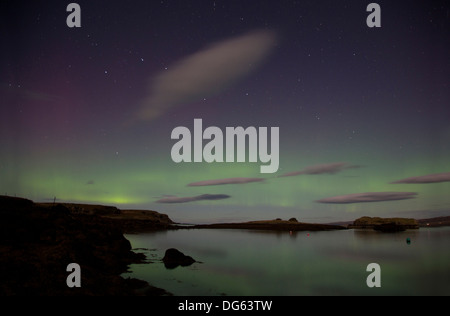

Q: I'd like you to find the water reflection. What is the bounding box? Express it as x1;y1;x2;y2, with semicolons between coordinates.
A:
241;228;315;240
352;228;421;240
124;227;450;296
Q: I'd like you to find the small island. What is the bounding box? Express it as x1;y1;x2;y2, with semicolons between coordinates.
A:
192;218;347;232
349;216;419;232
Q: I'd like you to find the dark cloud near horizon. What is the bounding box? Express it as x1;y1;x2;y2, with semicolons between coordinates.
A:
391;172;450;184
188;177;265;186
316;192;418;204
279;162;361;178
156;194;231;204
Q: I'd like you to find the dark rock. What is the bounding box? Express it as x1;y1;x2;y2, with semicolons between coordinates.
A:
0;195;168;296
288;218;298;222
350;216;419;230
162;248;195;269
373;223;407;233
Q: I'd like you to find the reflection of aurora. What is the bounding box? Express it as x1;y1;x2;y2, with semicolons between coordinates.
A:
123;228;450;295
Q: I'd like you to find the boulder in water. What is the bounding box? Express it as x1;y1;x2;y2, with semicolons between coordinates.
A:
162;248;195;269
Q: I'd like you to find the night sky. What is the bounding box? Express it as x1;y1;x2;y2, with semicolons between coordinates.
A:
1;0;449;223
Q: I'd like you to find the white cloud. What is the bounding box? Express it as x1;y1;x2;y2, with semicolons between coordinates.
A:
135;29;277;121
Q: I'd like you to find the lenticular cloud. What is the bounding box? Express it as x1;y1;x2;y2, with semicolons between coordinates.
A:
316;192;418;204
391;172;450;184
278;162;358;177
136;29;277;121
156;194;230;204
188;177;265;187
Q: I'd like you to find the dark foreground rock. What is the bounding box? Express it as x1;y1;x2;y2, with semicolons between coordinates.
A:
0;196;169;296
162;248;196;269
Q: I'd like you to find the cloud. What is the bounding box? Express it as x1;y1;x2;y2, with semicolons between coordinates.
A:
156;194;230;204
316;192;418;204
279;162;360;177
188;177;265;187
391;172;450;184
135;29;277;121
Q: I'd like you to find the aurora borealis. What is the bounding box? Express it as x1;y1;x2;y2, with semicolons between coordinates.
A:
1;1;449;224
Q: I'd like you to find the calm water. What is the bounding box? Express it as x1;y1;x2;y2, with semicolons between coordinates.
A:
123;227;450;296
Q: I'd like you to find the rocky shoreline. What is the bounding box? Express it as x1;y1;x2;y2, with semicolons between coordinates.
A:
1;195;449;296
0;197;349;296
0;196;170;296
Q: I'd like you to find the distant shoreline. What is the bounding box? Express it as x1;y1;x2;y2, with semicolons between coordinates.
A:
189;219;347;232
31;199;450;232
1;195;449;296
